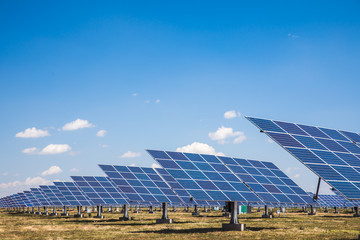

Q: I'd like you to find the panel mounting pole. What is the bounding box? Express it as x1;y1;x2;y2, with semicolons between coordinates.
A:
314;177;321;201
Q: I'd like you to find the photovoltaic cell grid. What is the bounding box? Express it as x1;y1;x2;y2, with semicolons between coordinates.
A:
30;188;52;206
71;176;129;206
40;185;66;206
18;192;32;207
54;182;94;206
218;156;313;205
24;191;41;207
247;117;360;200
317;194;354;207
154;168;221;206
99;165;184;204
147;150;262;203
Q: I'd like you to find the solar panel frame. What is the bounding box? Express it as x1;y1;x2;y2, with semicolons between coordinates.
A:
246;116;360;200
147;150;263;204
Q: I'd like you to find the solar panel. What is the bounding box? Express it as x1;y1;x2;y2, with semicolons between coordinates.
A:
24;191;41;207
154;167;220;206
40;185;64;206
217;156;313;205
99;165;184;204
147;150;262;203
247;117;360;200
30;188;52;206
12;194;25;208
53;182;94;206
317;194;354;207
18;192;32;207
71;176;129;206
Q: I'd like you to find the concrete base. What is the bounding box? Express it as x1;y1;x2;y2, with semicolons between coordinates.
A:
61;213;69;217
50;213;58;216
148;211;155;214
222;223;246;231
119;216;132;221
262;214;272;218
353;213;360;217
156;219;173;224
308;212;316;215
222;213;230;217
94;216;104;219
36;212;42;215
44;212;49;216
74;214;84;218
192;212;201;216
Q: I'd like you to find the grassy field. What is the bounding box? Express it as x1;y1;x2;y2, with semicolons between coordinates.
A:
0;208;359;239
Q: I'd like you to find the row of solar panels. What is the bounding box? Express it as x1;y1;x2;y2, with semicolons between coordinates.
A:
1;151;316;208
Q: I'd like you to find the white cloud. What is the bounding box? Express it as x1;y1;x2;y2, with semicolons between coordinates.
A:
209;126;246;144
15;127;50;138
22;147;38;154
96;130;107;137
22;144;71;155
288;33;299;39
224;110;241;119
293;174;301;179
41;166;62;176
155;99;160;103
145;100;150;104
152;163;161;169
267;138;274;143
120;151;141;158
129;163;136;166
0;176;50;189
176;142;225;156
62;119;94;131
132;93;138;97
234;134;247;144
2;172;8;176
70;168;79;172
24;176;51;186
40;144;71;155
101;144;109;148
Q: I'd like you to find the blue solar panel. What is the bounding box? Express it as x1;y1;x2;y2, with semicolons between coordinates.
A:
147;150;263;204
53;182;94;206
219;157;312;205
24;191;41;207
71;176;129;206
317;194;355;207
30;188;52;206
99;165;183;204
18;192;32;207
247;116;360;200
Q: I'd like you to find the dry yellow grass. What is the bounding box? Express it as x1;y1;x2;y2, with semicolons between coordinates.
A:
0;208;359;239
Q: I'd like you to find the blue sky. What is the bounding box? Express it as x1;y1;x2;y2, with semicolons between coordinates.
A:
1;1;360;197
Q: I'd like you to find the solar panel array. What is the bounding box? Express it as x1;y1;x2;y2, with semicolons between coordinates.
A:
217;156;313;205
147;150;262;203
247;117;360;200
53;182;94;206
71;176;129;206
99;165;183;204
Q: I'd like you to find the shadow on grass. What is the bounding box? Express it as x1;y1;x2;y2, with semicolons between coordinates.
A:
134;226;276;234
321;215;357;219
